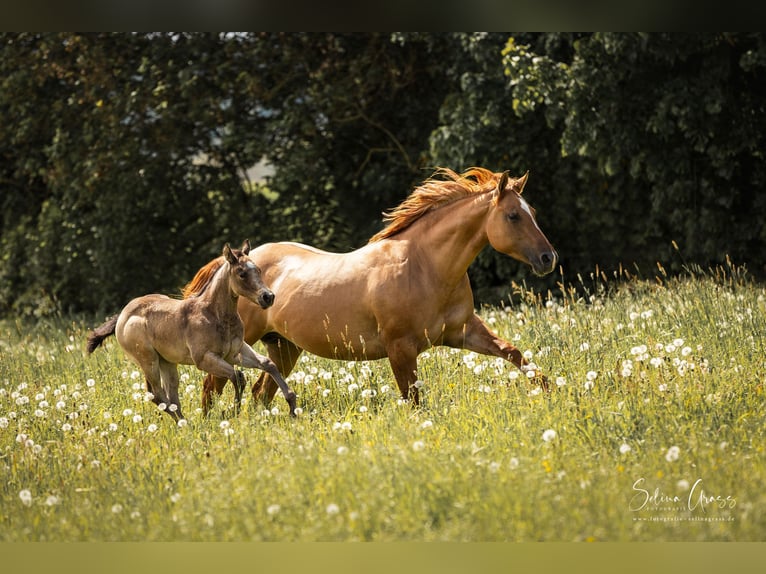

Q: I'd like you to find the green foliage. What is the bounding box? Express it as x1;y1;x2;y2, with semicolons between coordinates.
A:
1;269;764;540
2;33;766;316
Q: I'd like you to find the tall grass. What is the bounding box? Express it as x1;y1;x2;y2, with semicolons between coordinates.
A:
1;265;764;541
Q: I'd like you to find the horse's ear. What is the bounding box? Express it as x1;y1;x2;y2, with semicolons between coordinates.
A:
223;243;237;265
497;170;510;196
241;239;251;255
517;171;530;195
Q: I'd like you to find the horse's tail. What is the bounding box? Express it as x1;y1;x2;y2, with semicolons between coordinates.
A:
182;255;225;299
86;315;119;354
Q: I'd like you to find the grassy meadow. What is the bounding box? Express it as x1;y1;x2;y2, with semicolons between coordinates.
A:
1;264;764;542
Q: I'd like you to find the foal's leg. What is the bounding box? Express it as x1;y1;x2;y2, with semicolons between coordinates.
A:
446;314;548;390
251;337;303;409
158;358;184;420
194;352;241;412
125;347;172;408
238;343;297;416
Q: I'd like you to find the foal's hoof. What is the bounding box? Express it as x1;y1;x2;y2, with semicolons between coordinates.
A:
286;391;298;417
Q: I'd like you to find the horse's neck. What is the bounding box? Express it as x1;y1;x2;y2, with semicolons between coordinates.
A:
402;192;491;286
197;263;238;317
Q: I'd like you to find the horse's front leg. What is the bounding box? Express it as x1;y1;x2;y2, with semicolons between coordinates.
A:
385;337;421;405
236;343;297;416
448;314;549;391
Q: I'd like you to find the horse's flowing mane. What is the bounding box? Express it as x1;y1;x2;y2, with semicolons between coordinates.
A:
368;167;500;243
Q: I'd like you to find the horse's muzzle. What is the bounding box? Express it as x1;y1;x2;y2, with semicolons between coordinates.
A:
532;250;557;276
258;290;275;308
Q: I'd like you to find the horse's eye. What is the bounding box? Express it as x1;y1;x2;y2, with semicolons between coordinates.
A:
507;211;520;222
238;270;248;279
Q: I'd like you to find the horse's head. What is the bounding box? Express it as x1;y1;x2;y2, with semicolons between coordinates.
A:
486;171;557;276
223;239;275;309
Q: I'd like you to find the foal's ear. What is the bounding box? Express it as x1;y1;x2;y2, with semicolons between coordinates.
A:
223;243;238;265
241;239;251;255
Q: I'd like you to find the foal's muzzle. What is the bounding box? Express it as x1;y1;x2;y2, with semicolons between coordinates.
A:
258;290;275;309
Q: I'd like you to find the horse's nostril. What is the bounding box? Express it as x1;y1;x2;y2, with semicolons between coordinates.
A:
541;252;552;265
262;291;275;306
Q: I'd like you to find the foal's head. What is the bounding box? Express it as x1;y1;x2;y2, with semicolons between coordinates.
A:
485;171;557;277
223;239;275;309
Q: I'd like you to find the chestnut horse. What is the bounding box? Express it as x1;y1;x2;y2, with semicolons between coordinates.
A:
185;168;557;413
87;240;297;420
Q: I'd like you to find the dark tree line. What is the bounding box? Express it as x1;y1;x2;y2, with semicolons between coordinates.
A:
2;33;765;317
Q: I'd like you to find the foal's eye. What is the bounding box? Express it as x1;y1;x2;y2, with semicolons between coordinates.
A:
507;211;520;222
238;270;248;279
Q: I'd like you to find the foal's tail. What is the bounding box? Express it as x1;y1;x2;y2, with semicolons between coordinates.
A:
86;315;119;354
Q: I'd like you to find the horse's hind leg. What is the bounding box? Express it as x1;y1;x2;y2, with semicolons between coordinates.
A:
251;336;302;410
201;374;228;416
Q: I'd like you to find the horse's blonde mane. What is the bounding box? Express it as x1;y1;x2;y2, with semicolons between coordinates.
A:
368;167;501;243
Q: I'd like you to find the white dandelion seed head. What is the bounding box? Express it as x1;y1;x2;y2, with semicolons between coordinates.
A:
412;440;426;452
337;446;349;455
177;419;188;428
619;443;632;454
326;503;340;515
509;457;520;469
19;489;33;506
665;445;681;462
267;504;281;516
420;420;433;430
542;429;557;442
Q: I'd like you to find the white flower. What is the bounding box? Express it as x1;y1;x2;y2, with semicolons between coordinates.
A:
542;429;557;442
677;479;690;490
0;417;7;428
267;504;281;516
413;380;424;389
412;440;426;452
177;419;188;428
619;443;632;454
170;492;181;503
555;377;567;387
147;424;158;433
168;404;178;413
61;423;72;432
341;421;352;431
19;489;32;506
294;407;303;416
326;503;340;515
122;408;133;417
337;446;349;455
420;420;433;430
86;378;96;388
45;495;60;506
132;414;142;423
358;405;368;413
583;380;594;390
157;402;167;411
665;445;681;462
219;420;230;429
111;504;123;513
509;457;520;469
586;370;598;381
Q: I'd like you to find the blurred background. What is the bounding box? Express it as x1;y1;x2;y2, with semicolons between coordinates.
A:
2;32;765;317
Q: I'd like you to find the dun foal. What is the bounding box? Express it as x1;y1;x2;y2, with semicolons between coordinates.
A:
86;240;297;420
